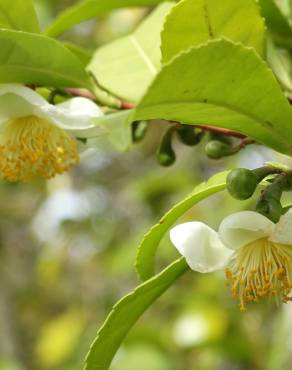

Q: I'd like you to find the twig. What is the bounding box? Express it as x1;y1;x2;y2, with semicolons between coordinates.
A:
64;87;135;109
120;101;136;109
172;121;247;140
64;88;96;100
194;124;246;139
233;138;256;150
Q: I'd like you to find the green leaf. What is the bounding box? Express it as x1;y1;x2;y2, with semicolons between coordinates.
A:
84;257;188;370
136;171;228;281
46;0;169;37
134;39;292;156
161;0;266;63
75;110;134;151
259;0;292;49
267;36;292;92
0;0;40;33
0;29;92;89
280;0;291;17
63;42;93;66
88;3;173;103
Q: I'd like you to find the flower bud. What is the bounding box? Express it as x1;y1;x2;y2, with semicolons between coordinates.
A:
157;128;176;166
176;126;204;146
227;168;259;200
210;132;232;145
205;140;232;159
132;121;148;142
158;151;176;166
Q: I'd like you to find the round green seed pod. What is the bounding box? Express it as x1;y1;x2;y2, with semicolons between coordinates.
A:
227;168;258;200
205;140;232;159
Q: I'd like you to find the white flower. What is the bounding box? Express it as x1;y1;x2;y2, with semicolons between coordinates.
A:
170;210;292;310
0;84;103;181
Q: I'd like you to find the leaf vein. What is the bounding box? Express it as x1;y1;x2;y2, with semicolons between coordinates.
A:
130;35;157;75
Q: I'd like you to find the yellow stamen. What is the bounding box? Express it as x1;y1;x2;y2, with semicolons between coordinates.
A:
0;115;79;182
225;238;292;310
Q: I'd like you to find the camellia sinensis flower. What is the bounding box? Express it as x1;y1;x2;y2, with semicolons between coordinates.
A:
170;210;292;310
0;84;103;182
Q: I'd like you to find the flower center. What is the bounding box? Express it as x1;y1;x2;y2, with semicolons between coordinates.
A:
225;238;292;311
0;115;79;182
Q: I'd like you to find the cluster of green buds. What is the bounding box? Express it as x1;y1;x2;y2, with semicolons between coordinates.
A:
131;121;254;167
227;165;292;223
131;121;205;166
156;125;205;166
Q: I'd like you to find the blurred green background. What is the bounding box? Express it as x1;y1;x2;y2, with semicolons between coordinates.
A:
1;1;292;370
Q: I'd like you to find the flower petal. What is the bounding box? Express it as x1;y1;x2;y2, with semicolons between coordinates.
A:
47;97;103;130
219;211;274;250
0;84;49;124
170;222;232;273
270;209;292;245
0;85;103;130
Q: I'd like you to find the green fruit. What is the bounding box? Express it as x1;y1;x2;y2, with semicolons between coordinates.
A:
227;168;259;200
205;140;232;159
